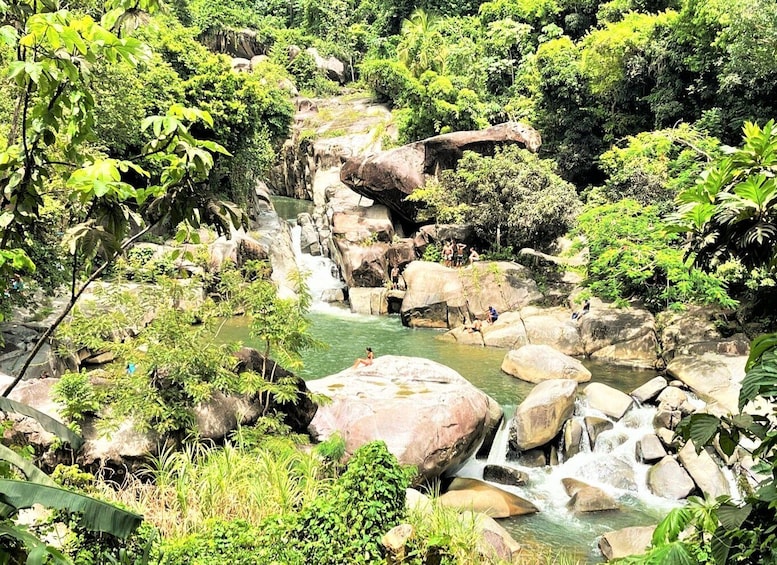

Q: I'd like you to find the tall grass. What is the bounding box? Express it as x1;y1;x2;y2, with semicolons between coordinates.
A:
102;437;329;538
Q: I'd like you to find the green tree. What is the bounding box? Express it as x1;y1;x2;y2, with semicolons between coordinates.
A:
408;145;580;252
666;120;777;292
0;0;240;396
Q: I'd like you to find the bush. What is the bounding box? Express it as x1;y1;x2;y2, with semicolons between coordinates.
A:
52;371;102;424
575;199;736;311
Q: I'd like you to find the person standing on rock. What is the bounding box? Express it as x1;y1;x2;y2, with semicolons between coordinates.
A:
442;240;454;267
391;265;400;289
352;347;374;369
455;242;467;267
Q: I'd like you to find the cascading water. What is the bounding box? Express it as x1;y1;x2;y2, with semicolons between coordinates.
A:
455;398;681;560
289;222;345;304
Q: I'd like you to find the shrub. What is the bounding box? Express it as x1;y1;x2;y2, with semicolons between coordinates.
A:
52;371;102;424
575;199;736;311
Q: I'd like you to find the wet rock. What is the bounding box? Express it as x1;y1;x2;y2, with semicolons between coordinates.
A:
630;376;667;404
510;379;577;451
635;434;667;463
562;419;584;460
599;526;655;561
567;486;619;513
349;287;388;315
578;457;637;491
439;478;538;518
652;408;682;430
584;416;614;446
584;383;633;420
647;456;695;499
515;449;547;467
678;441;730;498
501;344;591;384
307;356;502;482
483;464;529;487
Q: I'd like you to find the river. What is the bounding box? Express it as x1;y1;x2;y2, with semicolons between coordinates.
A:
218;197;677;562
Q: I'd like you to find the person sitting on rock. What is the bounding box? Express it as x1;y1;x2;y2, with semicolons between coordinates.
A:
466;319;483;333
468;248;480;264
571;299;590;321
352;347;374;369
486;305;499;324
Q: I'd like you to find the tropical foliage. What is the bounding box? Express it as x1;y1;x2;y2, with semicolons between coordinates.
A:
619;333;777;564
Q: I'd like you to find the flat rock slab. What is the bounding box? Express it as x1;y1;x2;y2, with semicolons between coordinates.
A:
584;383;633;420
599;526;656;561
307;355;501;481
501;344;591;384
439;478;538;518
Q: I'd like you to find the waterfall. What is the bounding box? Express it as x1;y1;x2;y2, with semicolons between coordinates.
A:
289;223;345;304
454;399;680;526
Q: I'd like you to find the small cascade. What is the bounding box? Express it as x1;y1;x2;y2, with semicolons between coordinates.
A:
453;397;680;554
289;223;345;303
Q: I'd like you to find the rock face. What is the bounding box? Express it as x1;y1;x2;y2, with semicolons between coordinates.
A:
306;356;502;481
304;47;348;84
199;28;265;59
400;261;541;329
501;344;591;384
579;307;659;368
510;379;578;452
439;478;538;518
340;122;542;223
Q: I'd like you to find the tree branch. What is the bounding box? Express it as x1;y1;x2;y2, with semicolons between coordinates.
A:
2;222;158;397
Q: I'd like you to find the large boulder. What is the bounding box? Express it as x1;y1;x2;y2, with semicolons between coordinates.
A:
334;240;391;288
510;379;578;452
341;122;542;223
631;376;668;404
520;307;585;356
599;526;656;561
305;47;347;84
400;261;541;329
677;441;731;498
501;344;591;384
657;306;748;360
578;306;659;368
562;479;619;513
647;456;696;499
584;383;633;420
666;353;747;415
306;356;502;481
439;478;538;518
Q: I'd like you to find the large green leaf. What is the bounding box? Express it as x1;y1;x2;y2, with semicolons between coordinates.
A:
0;480;142;538
745;333;777;371
0;523;69;565
677;414;720;452
0;444;56;487
0;397;83;450
710;526;732;565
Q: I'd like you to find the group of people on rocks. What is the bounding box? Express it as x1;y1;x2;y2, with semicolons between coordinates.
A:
441;240;479;268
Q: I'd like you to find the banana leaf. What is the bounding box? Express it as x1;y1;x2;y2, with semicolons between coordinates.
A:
0;523;70;565
0;444;57;488
0;480;142;538
0;397;83;450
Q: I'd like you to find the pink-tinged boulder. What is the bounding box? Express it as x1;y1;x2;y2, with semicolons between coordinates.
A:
306;356;502;481
439;478;538;518
510;379;578;451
